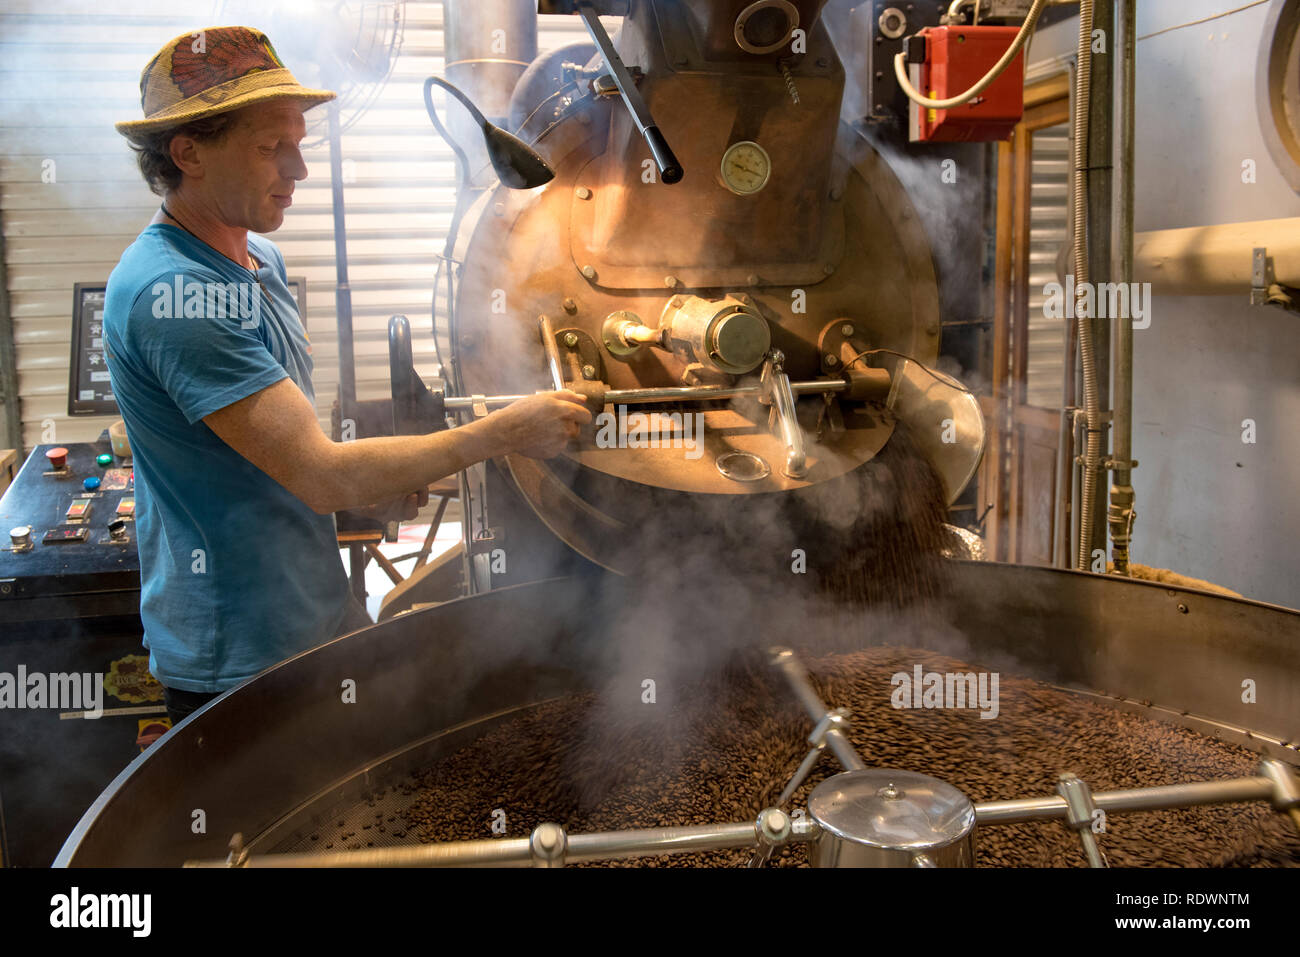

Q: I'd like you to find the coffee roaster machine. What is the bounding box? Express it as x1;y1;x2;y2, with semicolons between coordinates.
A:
57;0;1300;867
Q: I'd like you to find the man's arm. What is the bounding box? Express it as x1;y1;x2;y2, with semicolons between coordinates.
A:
203;377;592;514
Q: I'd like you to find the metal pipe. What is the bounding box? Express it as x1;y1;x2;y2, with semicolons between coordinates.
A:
443;378;849;410
186;818;819;868
537;314;566;391
327;100;356;409
565;822;766;861
1052;406;1075;568
1260;759;1300;836
975;775;1276;826
1133;217;1300;293
1071;407;1087;568
1109;0;1136;575
777;744;826;808
443;0;537;187
1071;0;1104;573
768;648;866;772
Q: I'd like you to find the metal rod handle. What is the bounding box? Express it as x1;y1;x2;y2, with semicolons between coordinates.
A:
975;775;1276;826
538;314;566;391
769;647;866;772
187;818;818;869
442;378;849;411
762;352;808;478
1057;773;1106;868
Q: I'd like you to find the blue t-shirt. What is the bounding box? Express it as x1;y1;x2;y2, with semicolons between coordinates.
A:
103;223;349;693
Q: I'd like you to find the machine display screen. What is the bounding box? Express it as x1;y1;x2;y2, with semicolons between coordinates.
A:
66;278;307;416
67;283;114;416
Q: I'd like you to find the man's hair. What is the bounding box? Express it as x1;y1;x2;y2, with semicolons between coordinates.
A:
125;112;241;195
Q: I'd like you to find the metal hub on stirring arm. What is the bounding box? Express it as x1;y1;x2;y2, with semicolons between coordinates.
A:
808;770;977;868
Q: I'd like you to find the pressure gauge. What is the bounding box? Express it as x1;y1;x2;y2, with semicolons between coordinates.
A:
720;140;771;196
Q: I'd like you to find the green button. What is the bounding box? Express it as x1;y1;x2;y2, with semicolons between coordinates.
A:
97;453;113;467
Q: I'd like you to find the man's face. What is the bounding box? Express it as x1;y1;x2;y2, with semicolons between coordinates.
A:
181;102;309;233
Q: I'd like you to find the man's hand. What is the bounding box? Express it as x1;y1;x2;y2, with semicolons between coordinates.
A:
477;390;593;459
202;379;596;515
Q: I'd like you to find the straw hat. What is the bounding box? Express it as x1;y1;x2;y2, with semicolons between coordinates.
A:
115;25;336;135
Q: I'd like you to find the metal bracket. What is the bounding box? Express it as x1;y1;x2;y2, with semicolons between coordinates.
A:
556;327;604;382
747;807;794;869
468;528;503;555
1251;246;1300;313
1251;247;1269;305
808;708;851;749
590;68;643;97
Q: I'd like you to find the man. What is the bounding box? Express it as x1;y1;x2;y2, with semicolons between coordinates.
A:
105;26;591;726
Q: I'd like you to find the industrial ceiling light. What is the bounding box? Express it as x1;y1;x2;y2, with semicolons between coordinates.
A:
426;76;555;189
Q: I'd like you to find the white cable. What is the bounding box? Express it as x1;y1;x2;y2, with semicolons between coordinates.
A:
895;0;1049;110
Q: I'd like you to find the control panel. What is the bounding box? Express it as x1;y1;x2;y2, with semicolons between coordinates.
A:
1;439;149;867
0;440;141;613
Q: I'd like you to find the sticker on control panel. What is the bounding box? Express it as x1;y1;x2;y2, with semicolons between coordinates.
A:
105;654;163;704
137;716;171;751
101;469;133;491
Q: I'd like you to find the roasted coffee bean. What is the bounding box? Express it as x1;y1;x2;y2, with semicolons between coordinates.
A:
387;646;1300;868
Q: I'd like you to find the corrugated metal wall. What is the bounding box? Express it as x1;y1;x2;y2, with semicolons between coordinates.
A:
1023;123;1068;409
0;0;600;454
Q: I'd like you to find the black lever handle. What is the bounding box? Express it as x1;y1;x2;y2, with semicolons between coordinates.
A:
388;315;447;435
577;1;684;185
643;125;683;184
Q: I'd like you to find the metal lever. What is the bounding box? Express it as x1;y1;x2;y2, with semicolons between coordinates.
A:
538;314;567;391
768;648;865;772
1057;773;1107;868
751;647;863;868
576;2;683;184
760;351;809;479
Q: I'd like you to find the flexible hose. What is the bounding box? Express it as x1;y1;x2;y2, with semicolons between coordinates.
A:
1072;0;1101;572
423;76;473;396
894;0;1048;110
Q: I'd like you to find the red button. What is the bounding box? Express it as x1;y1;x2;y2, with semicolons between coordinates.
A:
45;447;68;469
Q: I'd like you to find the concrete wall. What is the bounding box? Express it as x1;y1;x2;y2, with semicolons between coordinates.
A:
1031;1;1300;607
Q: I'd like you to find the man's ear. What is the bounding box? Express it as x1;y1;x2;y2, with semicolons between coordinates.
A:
168;133;206;181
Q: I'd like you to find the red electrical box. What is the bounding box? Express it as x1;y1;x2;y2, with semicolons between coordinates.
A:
908;26;1026;143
